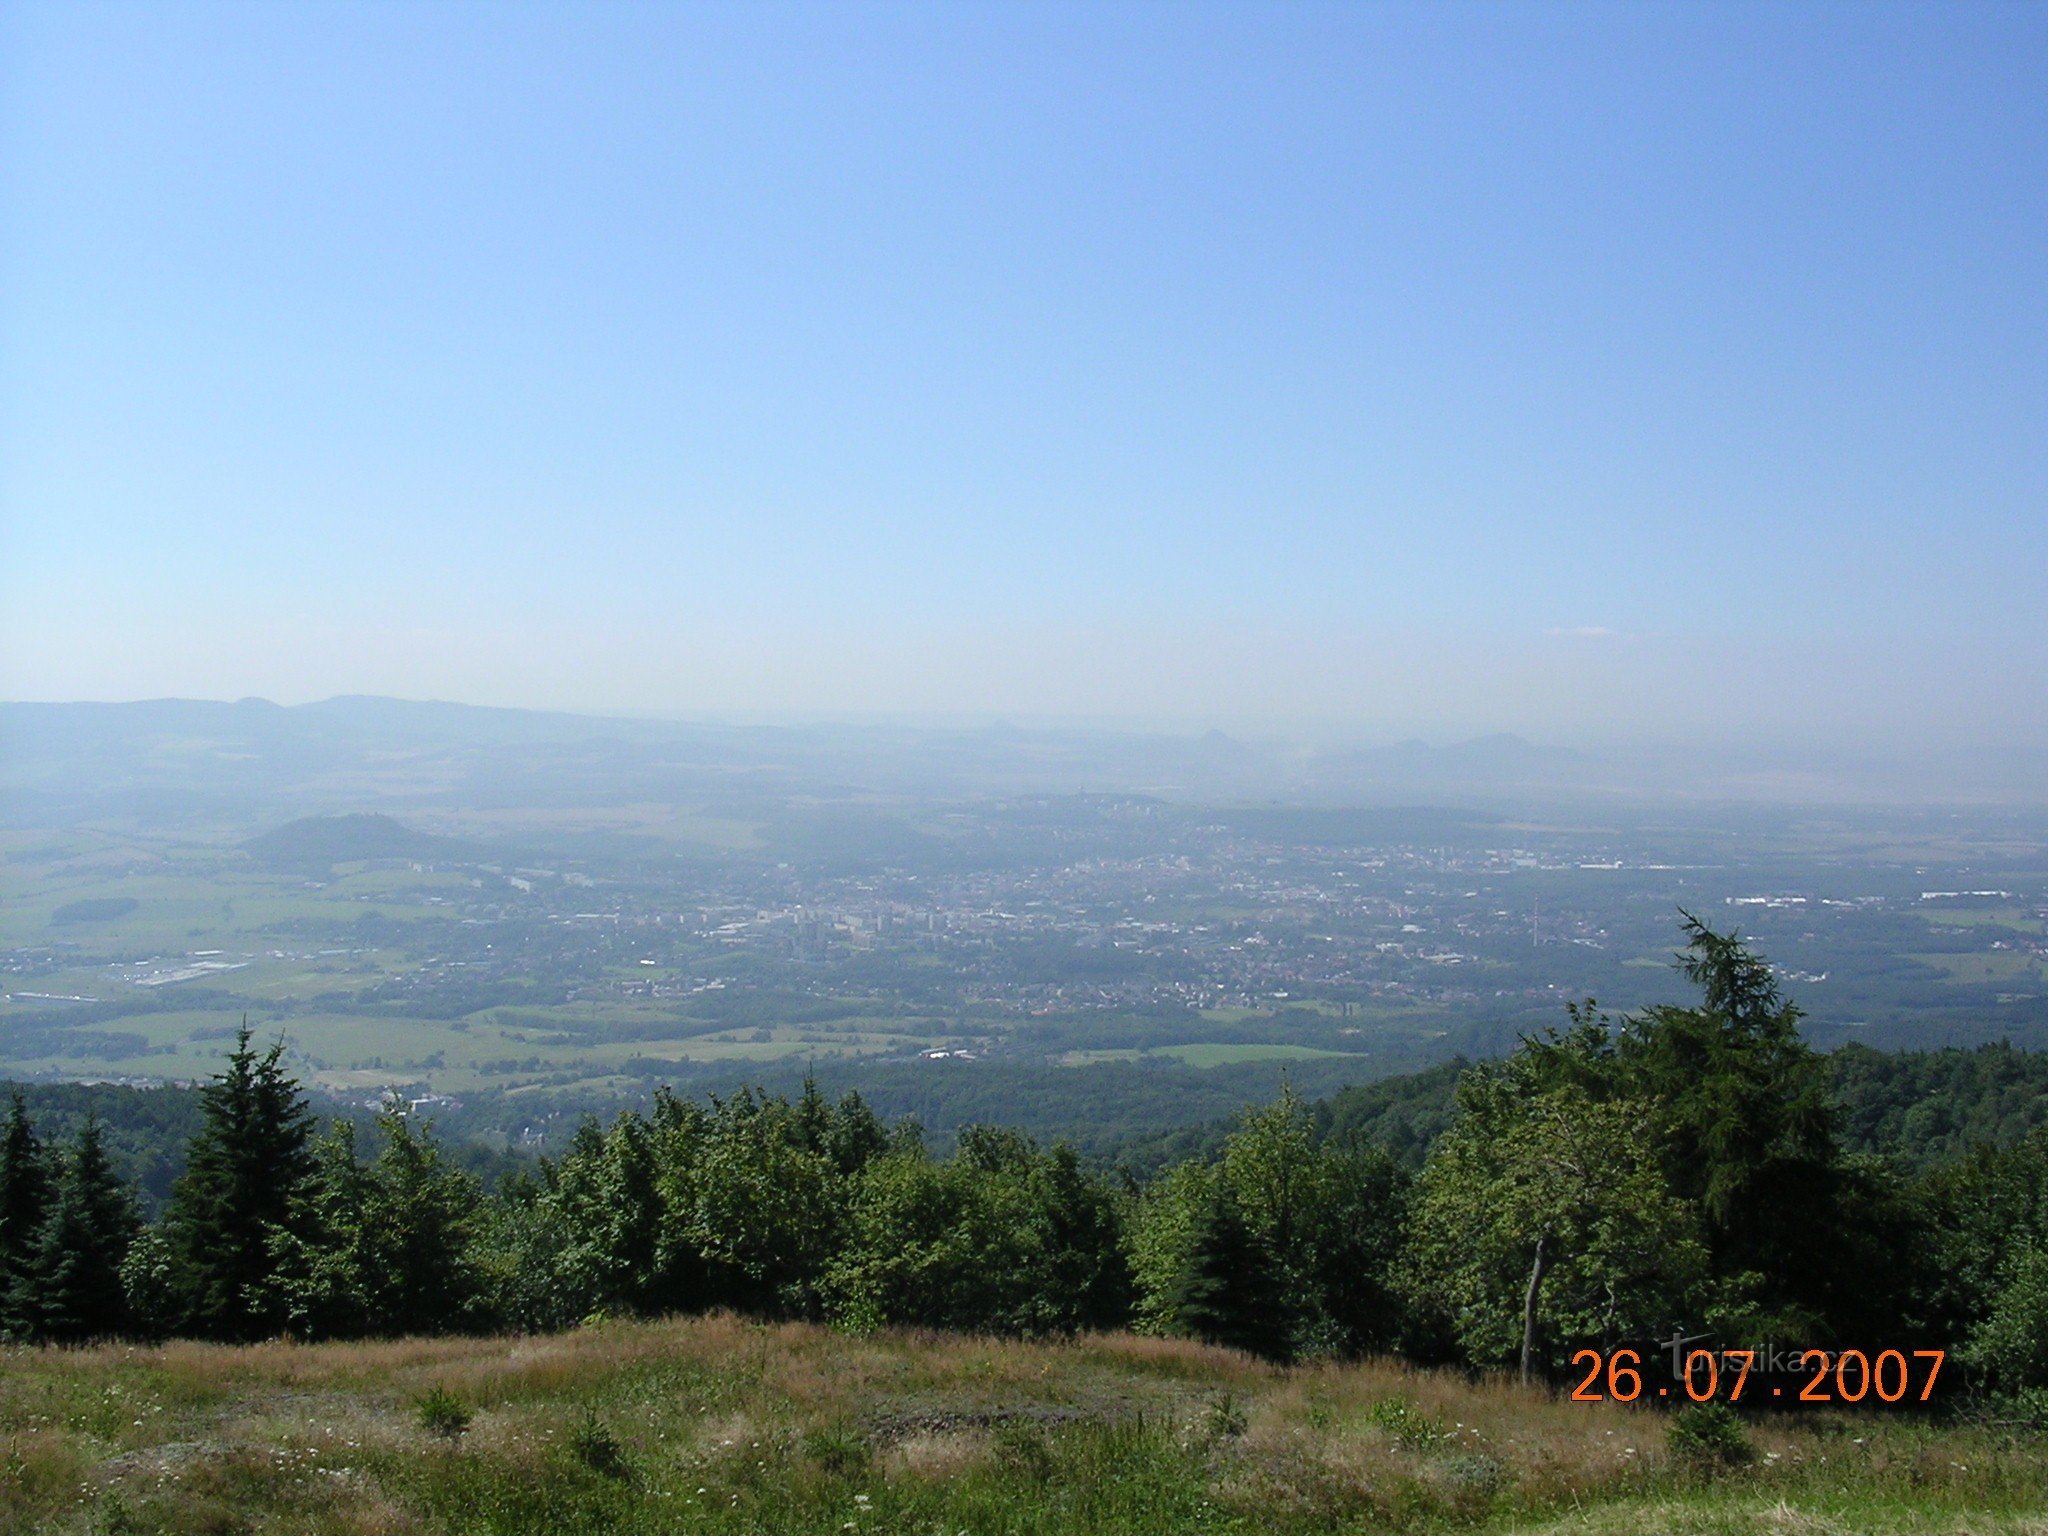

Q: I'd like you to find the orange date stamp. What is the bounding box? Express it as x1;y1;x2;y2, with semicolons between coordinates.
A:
1569;1347;1945;1404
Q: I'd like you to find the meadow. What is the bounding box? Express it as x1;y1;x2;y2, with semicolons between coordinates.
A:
3;1317;2042;1536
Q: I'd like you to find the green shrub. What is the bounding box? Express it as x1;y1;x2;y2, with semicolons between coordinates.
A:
1365;1397;1446;1450
569;1412;628;1478
1666;1402;1752;1467
90;1494;147;1536
1967;1246;2048;1392
414;1386;473;1439
1991;1386;2048;1430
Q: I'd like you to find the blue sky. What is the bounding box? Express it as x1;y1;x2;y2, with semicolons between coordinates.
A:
2;1;2043;747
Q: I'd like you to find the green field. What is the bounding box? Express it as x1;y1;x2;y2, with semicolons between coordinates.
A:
1909;950;2043;985
1064;1044;1368;1068
0;829;996;1093
1917;909;2044;934
0;1005;979;1096
3;826;1445;1100
2;1317;2039;1536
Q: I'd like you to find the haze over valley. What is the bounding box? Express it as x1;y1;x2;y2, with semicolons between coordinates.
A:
6;696;2043;1151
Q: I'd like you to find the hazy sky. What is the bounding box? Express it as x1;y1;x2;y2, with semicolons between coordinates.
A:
3;2;2043;749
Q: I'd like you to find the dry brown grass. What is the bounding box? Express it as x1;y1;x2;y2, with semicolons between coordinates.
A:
879;1428;993;1481
1503;1499;2048;1535
3;1320;2044;1536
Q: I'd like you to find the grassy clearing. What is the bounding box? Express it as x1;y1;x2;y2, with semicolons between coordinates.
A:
1908;951;2043;985
2;1318;2040;1536
1916;910;2044;935
587;1036;899;1066
1062;1045;1366;1069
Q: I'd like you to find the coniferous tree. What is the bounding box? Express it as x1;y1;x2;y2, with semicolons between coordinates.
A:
270;1121;377;1340
270;1113;486;1338
0;1093;53;1340
356;1112;484;1336
1312;1146;1411;1355
16;1118;138;1344
1616;914;1841;1323
1164;1193;1292;1362
162;1027;316;1340
1029;1144;1131;1334
794;1075;833;1158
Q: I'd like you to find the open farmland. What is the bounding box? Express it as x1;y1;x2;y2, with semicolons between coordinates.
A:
7;784;2048;1149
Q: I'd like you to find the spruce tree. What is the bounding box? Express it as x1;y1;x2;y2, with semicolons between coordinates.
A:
1615;916;1848;1334
270;1121;376;1340
0;1093;52;1340
359;1112;483;1335
1031;1143;1132;1334
163;1026;316;1340
273;1113;484;1338
16;1118;138;1344
1165;1192;1292;1362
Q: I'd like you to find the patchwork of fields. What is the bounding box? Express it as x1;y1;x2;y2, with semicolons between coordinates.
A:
7;798;2047;1125
4;862;988;1097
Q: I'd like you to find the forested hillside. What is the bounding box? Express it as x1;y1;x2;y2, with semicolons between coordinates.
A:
1830;1041;2048;1165
1105;1034;2048;1177
1313;1037;2048;1173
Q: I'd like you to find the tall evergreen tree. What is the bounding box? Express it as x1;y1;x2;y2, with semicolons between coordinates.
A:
14;1118;138;1344
356;1112;485;1336
1164;1192;1292;1362
270;1121;377;1340
1612;916;1853;1336
1312;1146;1411;1355
269;1113;486;1339
0;1093;53;1340
162;1027;316;1340
1029;1143;1131;1334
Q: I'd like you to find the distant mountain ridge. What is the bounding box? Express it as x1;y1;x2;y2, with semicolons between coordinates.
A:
2;696;1610;830
7;693;1990;819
